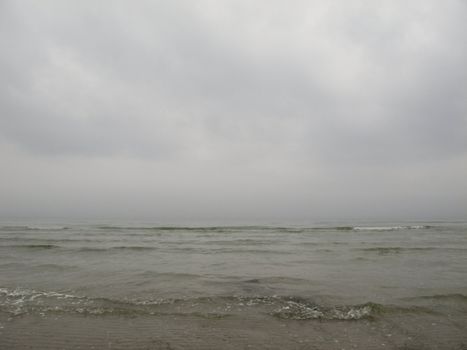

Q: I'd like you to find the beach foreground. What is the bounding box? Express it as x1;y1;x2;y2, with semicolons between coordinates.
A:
1;309;466;349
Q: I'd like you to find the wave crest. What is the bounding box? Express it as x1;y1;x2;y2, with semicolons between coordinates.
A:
0;287;433;321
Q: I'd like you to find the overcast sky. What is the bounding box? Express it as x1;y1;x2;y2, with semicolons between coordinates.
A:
1;0;466;222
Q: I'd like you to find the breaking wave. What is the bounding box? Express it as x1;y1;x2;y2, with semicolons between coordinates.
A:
0;287;433;321
272;301;376;320
352;226;429;231
89;225;433;232
0;224;432;234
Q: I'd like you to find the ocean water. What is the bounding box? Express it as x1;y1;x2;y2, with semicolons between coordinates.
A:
1;221;466;349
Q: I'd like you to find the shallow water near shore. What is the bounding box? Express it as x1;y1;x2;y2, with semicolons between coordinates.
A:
1;221;466;349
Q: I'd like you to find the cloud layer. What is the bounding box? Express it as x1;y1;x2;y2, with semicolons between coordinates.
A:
1;1;466;221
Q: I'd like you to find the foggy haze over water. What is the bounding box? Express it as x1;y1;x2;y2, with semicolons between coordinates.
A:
1;1;466;221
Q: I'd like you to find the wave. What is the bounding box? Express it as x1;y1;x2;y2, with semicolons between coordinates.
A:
0;287;435;321
353;225;429;231
7;244;445;254
71;246;295;254
0;237;83;243
243;276;312;285
4;244;60;249
272;301;376;320
75;246;157;252
357;247;435;254
410;294;467;302
91;225;432;232
0;225;69;231
357;247;466;255
0;224;432;234
95;225;273;231
2;244;160;252
5;244;449;255
203;239;279;245
0;237;126;244
313;226;354;231
105;225;345;231
112;246;156;251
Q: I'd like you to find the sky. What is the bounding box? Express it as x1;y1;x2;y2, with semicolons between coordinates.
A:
1;0;466;222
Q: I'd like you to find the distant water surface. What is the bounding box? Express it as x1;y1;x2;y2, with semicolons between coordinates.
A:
1;221;466;349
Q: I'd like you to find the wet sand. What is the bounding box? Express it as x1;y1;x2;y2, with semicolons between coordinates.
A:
1;311;467;349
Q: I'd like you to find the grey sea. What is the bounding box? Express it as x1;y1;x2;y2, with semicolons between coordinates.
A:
1;221;466;349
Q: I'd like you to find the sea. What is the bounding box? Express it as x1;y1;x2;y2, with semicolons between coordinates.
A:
0;220;466;349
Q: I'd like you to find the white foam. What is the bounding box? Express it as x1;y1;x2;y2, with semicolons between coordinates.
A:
353;225;426;231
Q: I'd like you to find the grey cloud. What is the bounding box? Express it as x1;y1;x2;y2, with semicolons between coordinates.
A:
0;0;466;219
